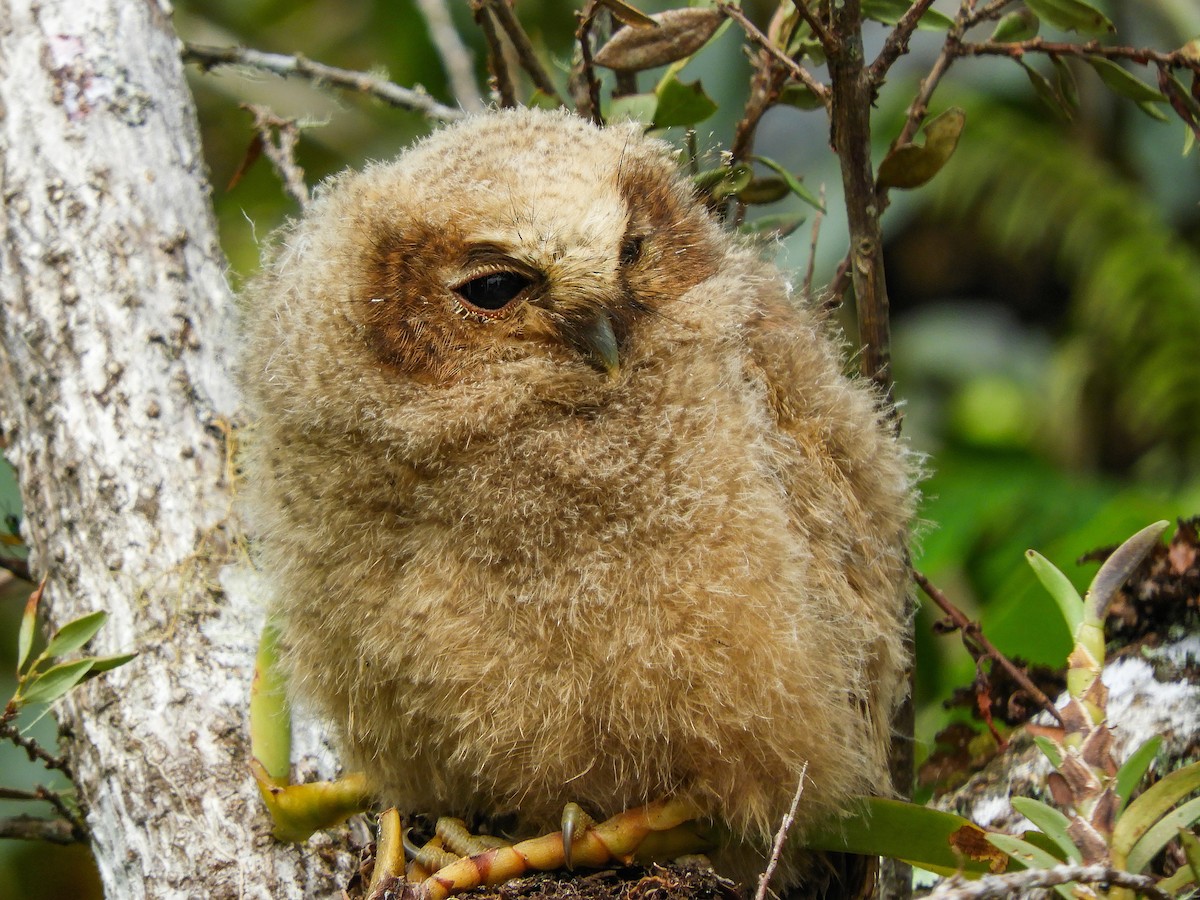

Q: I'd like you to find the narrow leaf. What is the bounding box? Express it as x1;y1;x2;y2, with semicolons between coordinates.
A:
17;659;95;706
1134;100;1171;122
737;177;791;205
16;581;44;674
991;9;1040;42
1178;828;1200;887
777;83;824;111
862;0;952;30
738;214;806;241
1010;797;1082;862
1087;58;1169;104
751;155;824;211
804;797;1001;876
1026;550;1084;636
1116;735;1163;814
986;834;1077;898
42;610;108;662
1084;521;1169;626
1021;61;1073;121
251;621;293;782
593;8;723;72
1112;760;1200;860
78;652;138;681
694;164;753;201
877;107;966;190
1126;795;1200;874
1024;0;1113;36
1034;734;1064;768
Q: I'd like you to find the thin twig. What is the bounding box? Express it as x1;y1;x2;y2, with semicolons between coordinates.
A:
913;569;1064;725
572;1;605;125
413;0;485;112
804;184;826;299
181;43;464;122
0;721;74;779
718;2;829;107
486;0;564;104
790;0;832;51
470;2;518;107
243;106;309;208
753;763;808;900
869;0;938;85
0;814;80;844
925;864;1171;900
959;38;1200;75
964;0;1019;29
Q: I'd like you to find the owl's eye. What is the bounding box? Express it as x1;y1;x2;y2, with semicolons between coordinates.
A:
454;271;532;312
620;236;644;267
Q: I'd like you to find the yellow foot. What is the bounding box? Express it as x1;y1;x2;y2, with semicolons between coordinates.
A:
250;759;373;843
417;797;713;900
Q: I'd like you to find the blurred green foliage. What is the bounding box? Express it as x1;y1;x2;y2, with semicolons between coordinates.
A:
2;0;1198;892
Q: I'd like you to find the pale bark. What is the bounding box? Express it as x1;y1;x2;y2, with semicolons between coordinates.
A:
0;0;347;896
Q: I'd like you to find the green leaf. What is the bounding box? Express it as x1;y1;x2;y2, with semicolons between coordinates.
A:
991;9;1040;42
751;155;824;211
1025;549;1083;636
1050;56;1079;110
42;610;107;661
1010;797;1082;862
862;0;953;30
1021;61;1074;121
16;585;42;674
1126;794;1200;873
1024;0;1113;35
986;834;1077;898
877;107;966;190
652;75;717;128
17;658;95;706
78;652;138;681
737;177;791;205
1087;58;1169;104
738;214;806;240
805;797;1003;876
608;92;658;126
693;164;753;201
1134;100;1171;122
1112;760;1200;863
1116;735;1163;814
251;621;293;782
777;83;824;111
1034;735;1064;769
1083;521;1169;626
1176;828;1200;888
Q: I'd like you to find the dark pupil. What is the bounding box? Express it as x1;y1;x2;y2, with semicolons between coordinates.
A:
456;272;531;310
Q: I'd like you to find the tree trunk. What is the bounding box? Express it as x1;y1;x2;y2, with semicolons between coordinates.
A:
0;1;345;895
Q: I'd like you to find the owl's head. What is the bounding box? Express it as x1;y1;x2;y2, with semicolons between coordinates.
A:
242;109;742;445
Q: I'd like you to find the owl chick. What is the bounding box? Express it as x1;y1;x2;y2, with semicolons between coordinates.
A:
240;108;914;891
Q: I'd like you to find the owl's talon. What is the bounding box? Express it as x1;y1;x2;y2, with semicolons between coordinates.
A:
560;801;596;870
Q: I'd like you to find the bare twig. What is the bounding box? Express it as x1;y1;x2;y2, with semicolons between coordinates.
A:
925;864;1171;900
470;2;518;107
753;763;808;900
414;0;485;112
913;569;1065;725
790;0;832;51
486;0;564;104
719;2;829;107
964;0;1021;29
0;721;74;779
870;0;938;85
958;38;1200;76
243;106;309;208
182;44;464;122
804;185;826;299
0;814;80;844
572;1;605;125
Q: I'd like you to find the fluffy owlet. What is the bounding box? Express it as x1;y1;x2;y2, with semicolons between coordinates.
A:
240;108;914;891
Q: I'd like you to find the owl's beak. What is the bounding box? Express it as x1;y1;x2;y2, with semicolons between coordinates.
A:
582;312;620;377
565;311;620;378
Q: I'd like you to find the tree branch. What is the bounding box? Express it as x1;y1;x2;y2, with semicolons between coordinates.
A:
958;38;1200;75
0;814;80;844
181;43;465;121
413;0;485;113
926;864;1171;900
913;570;1065;725
790;0;832;51
718;2;829;107
870;0;938;85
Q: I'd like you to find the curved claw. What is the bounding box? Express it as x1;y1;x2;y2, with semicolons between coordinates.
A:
560;802;595;871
